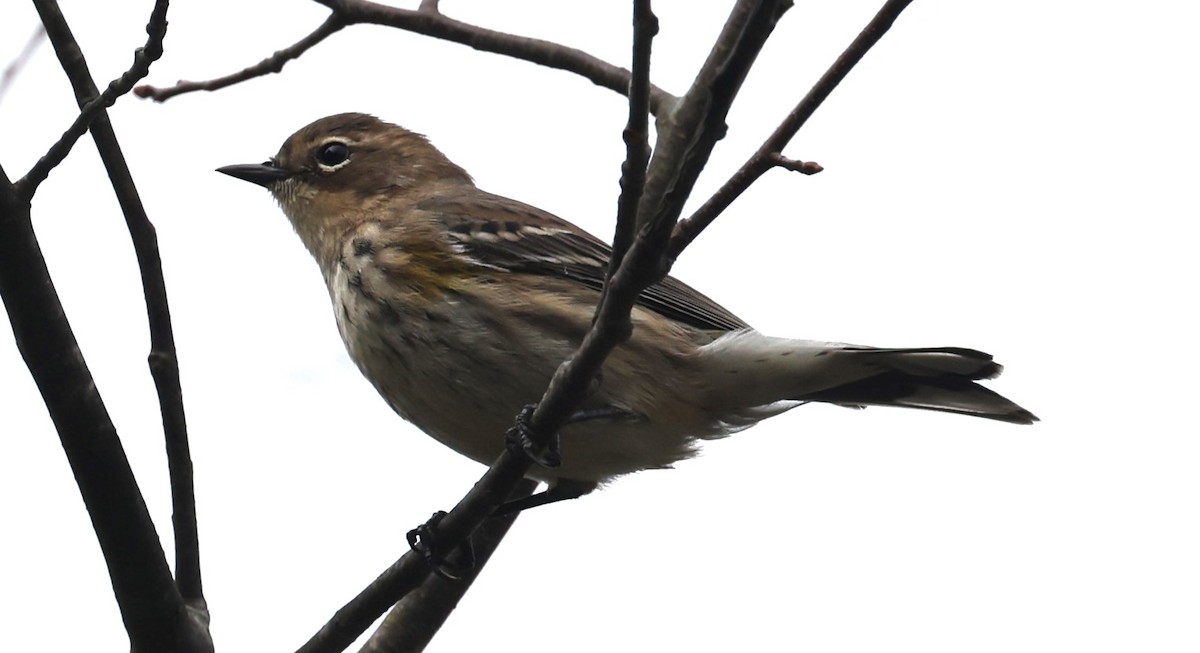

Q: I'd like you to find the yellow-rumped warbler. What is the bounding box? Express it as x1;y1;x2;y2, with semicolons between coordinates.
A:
219;113;1035;500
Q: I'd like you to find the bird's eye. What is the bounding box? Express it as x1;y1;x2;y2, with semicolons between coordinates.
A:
316;142;351;168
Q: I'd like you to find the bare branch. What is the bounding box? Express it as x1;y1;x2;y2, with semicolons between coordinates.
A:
0;25;46;106
633;0;792;249
136;0;678;116
295;462;534;653
1;172;187;653
356;480;538;653
607;0;658;283
1;84;209;653
16;1;168;199
670;0;915;259
134;14;346;102
24;2;211;648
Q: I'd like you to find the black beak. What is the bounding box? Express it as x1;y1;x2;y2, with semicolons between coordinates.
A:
216;162;292;188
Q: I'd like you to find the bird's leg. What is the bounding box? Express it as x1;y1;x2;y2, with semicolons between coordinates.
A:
498;403;631;514
563;406;642;424
506;402;643;467
406;510;476;581
494;479;597;516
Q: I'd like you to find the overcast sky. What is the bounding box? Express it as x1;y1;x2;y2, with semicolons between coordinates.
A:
2;1;1197;651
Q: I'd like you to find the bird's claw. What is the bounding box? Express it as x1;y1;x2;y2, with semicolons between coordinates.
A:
505;404;562;468
406;510;475;581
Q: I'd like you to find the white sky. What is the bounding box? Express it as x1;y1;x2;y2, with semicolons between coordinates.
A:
2;1;1197;651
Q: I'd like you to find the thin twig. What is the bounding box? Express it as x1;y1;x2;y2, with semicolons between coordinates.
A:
136;0;677;116
0;25;47;107
16;2;168;199
134;15;346;102
327;0;677;116
670;0;914;260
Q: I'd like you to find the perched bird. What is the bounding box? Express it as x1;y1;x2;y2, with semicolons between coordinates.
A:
219;112;1035;504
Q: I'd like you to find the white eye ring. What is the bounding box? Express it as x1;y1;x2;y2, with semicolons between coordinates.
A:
315;140;352;171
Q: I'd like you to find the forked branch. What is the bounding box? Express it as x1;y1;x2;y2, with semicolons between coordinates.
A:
134;15;346;102
17;1;168;199
670;0;915;259
7;1;210;650
136;0;678;116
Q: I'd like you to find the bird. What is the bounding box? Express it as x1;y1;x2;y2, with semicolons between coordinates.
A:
218;112;1036;507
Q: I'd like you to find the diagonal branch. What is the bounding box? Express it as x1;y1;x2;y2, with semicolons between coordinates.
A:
633;0;792;248
134;14;346;102
16;1;168;199
294;458;535;653
538;0;793;431
669;0;915;259
355;480;537;653
135;0;677;116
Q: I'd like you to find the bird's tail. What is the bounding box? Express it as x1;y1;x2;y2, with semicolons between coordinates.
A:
697;329;1037;425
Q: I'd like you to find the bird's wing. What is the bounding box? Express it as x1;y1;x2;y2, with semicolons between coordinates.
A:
419;189;748;332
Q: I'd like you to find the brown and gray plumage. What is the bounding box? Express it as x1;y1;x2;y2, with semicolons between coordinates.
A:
219;112;1036;498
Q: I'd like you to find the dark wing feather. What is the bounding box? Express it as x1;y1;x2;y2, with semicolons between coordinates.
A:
419;190;748;332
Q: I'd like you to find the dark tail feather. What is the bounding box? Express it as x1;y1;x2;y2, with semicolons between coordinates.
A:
697;333;1037;425
804;348;1038;425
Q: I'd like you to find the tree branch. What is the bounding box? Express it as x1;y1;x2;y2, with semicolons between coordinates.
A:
1;146;206;653
16;1;168;199
356;480;538;653
20;1;211;648
134;14;346;102
294;457;534;653
633;0;792;252
670;0;914;259
607;0;658;279
135;0;677;116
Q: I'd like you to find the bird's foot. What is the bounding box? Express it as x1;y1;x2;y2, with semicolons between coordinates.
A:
406;510;475;581
505;404;561;468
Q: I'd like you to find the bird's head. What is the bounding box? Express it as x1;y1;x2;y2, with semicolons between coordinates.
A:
218;112;473;265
